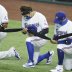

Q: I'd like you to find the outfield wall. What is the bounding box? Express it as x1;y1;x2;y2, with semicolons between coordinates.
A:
32;0;72;6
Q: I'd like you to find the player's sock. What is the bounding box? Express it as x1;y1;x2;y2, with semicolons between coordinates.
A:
57;49;64;65
26;42;34;63
27;59;31;63
36;51;50;64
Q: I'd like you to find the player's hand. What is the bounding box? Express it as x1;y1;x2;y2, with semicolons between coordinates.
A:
50;39;58;44
22;28;28;34
0;25;4;31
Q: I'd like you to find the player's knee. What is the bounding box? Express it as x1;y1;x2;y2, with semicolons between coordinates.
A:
26;37;32;42
2;32;7;38
0;32;7;40
64;66;72;70
63;58;72;70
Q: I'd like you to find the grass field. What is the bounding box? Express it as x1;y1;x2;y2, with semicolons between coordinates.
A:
0;20;71;72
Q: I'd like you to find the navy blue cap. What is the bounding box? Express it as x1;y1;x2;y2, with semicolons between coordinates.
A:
54;11;68;25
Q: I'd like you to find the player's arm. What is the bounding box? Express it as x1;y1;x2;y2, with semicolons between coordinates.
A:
21;28;28;34
2;22;8;28
21;26;35;35
50;39;58;44
38;14;49;35
21;16;28;34
38;28;49;35
50;34;58;44
0;12;8;31
50;23;59;44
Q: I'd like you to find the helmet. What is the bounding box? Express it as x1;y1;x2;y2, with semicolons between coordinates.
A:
27;25;37;33
54;11;68;25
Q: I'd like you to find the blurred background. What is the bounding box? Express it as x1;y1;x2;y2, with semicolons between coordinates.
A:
0;0;72;24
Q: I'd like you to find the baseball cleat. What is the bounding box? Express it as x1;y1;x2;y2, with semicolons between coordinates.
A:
50;65;63;72
50;68;63;72
23;62;35;68
46;50;54;64
14;49;20;60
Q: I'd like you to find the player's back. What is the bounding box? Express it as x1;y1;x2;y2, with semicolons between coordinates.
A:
0;5;8;25
0;5;7;15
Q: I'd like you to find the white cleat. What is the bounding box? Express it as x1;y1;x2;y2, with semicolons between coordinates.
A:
9;47;20;60
23;62;35;68
46;50;54;64
50;66;63;72
50;68;63;72
14;49;20;60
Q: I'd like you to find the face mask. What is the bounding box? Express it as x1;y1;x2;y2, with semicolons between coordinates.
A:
25;16;31;20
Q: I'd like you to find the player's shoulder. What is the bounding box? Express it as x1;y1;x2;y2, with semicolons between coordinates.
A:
0;4;7;13
35;12;45;16
68;20;72;23
66;20;72;25
68;20;72;26
0;5;3;8
0;5;5;9
36;11;46;19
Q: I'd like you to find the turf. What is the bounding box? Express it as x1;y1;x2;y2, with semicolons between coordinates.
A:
0;20;70;72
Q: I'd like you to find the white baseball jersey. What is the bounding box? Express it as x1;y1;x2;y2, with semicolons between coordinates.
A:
0;5;8;25
22;12;49;33
0;5;8;41
54;20;72;49
21;11;49;48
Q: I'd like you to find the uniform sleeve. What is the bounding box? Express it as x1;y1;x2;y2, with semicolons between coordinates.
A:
54;24;57;35
53;24;60;40
38;15;49;29
54;24;61;35
22;16;25;28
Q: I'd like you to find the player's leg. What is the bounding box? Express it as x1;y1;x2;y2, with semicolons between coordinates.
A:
33;46;40;64
0;32;20;59
0;32;7;41
23;37;35;68
63;58;72;70
57;49;64;66
8;47;20;59
63;48;72;70
23;37;48;67
33;38;54;65
23;36;54;68
36;51;54;64
0;32;7;59
51;46;72;72
0;47;20;59
33;38;48;64
46;50;54;64
50;48;64;72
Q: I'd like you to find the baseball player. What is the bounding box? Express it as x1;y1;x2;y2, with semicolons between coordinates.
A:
0;5;20;59
50;11;72;72
20;6;54;68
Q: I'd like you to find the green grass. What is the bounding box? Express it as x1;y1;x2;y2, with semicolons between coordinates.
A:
0;20;71;72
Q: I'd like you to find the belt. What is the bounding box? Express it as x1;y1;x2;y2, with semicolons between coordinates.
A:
58;39;72;44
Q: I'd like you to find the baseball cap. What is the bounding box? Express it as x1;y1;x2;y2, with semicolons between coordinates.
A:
54;11;68;25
